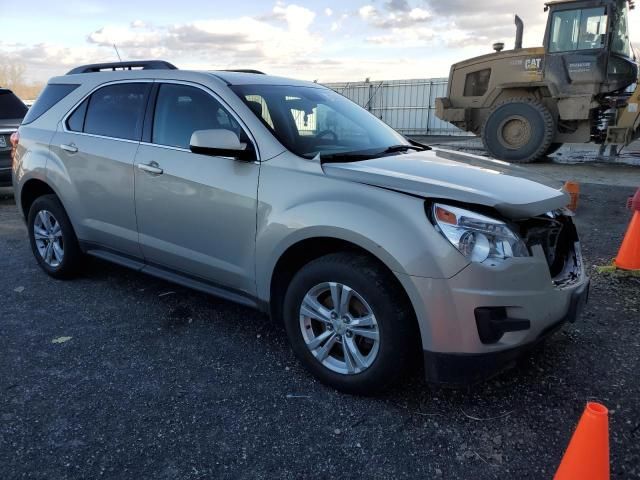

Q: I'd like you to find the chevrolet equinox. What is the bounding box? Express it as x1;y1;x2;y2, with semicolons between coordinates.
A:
12;61;589;394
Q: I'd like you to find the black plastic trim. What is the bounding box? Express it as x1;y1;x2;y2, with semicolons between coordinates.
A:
80;241;265;312
189;145;257;161
475;307;531;344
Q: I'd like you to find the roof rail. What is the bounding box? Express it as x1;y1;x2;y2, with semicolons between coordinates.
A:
66;60;178;75
219;69;266;75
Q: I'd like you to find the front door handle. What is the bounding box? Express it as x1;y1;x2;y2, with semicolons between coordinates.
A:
137;162;163;175
60;143;78;153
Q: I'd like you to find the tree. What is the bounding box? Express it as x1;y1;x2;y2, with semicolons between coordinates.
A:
0;63;26;89
0;55;44;101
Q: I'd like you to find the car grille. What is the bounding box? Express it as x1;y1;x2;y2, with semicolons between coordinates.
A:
516;213;582;286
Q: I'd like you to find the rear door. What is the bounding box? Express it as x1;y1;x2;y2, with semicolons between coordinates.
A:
49;81;151;257
133;81;259;294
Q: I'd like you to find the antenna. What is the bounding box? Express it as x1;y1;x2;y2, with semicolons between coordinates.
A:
113;44;122;62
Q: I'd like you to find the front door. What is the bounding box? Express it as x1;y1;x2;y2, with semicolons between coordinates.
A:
134;82;259;295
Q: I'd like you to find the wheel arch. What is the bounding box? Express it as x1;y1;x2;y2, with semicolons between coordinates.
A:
20;178;59;220
463;86;557;136
267;235;417;334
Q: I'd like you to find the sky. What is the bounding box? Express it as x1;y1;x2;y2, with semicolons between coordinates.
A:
1;0;639;84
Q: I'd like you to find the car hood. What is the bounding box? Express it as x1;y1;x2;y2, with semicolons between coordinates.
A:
321;147;568;219
0;118;22;131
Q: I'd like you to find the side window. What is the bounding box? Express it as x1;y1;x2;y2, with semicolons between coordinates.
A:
463;69;491;97
152;83;243;149
83;83;150;141
66;98;88;132
22;84;78;124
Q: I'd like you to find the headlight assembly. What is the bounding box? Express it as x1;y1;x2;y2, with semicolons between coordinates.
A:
431;203;529;263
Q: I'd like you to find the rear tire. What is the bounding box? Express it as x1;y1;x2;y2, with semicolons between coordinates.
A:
28;194;82;279
282;252;418;395
482;98;555;163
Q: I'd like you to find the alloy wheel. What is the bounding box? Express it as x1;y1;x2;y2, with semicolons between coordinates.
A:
33;210;64;268
299;282;380;375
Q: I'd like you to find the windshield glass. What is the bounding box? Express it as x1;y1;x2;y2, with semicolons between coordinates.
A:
611;1;631;57
0;90;28;120
549;7;607;52
230;84;409;159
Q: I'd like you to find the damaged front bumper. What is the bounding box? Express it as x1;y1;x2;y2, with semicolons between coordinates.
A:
422;277;589;386
396;214;589;386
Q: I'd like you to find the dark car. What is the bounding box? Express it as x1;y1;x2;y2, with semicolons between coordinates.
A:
0;88;28;187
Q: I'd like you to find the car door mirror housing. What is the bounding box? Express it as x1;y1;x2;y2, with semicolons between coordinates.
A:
189;129;255;161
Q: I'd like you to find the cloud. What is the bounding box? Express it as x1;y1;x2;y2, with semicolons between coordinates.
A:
359;5;376;20
358;4;431;29
4;0;638;86
385;0;410;12
130;20;147;29
3;3;323;82
86;4;318;65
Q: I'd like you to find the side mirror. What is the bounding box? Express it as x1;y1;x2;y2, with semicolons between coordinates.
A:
189;129;255;161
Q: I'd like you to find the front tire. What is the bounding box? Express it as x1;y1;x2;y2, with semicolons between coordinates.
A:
283;252;418;395
482;97;555;163
28;194;82;279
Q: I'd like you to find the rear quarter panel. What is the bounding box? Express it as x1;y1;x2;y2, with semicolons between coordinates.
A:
13;125;58;217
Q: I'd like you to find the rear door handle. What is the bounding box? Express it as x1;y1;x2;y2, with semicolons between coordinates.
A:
60;143;78;153
137;162;164;175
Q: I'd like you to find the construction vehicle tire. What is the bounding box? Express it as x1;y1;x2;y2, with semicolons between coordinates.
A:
482;98;555;163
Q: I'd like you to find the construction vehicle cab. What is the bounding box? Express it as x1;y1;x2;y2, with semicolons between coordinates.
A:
436;0;639;163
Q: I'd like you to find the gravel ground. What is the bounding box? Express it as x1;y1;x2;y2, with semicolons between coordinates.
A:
1;180;639;479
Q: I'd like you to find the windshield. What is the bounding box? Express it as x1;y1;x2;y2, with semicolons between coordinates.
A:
611;0;631;57
549;7;607;52
230;84;410;160
0;90;28;120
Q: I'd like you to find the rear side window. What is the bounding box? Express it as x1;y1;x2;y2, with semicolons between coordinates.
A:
83;83;150;141
0;90;28;120
66;98;88;132
464;69;491;97
22;84;78;124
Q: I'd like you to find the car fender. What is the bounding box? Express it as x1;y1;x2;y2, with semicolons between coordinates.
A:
255;155;470;303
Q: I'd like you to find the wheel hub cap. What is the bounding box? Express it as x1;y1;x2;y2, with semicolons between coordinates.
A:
332;317;348;335
498;115;532;150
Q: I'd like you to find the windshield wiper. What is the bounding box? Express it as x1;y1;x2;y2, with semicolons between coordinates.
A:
320;151;380;163
382;144;427;154
320;143;430;163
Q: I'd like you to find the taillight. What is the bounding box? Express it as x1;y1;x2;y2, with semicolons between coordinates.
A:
10;131;19;163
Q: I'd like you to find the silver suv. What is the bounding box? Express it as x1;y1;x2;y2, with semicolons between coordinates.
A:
13;61;589;394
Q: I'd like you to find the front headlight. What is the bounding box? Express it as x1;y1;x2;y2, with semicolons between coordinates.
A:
431;203;529;262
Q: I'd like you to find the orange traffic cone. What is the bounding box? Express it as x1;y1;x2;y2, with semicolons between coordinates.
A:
554;402;610;480
614;188;640;271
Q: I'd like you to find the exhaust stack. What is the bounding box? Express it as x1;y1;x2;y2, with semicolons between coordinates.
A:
515;15;524;50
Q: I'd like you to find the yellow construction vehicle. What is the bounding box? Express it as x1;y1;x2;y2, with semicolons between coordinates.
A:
436;0;639;162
